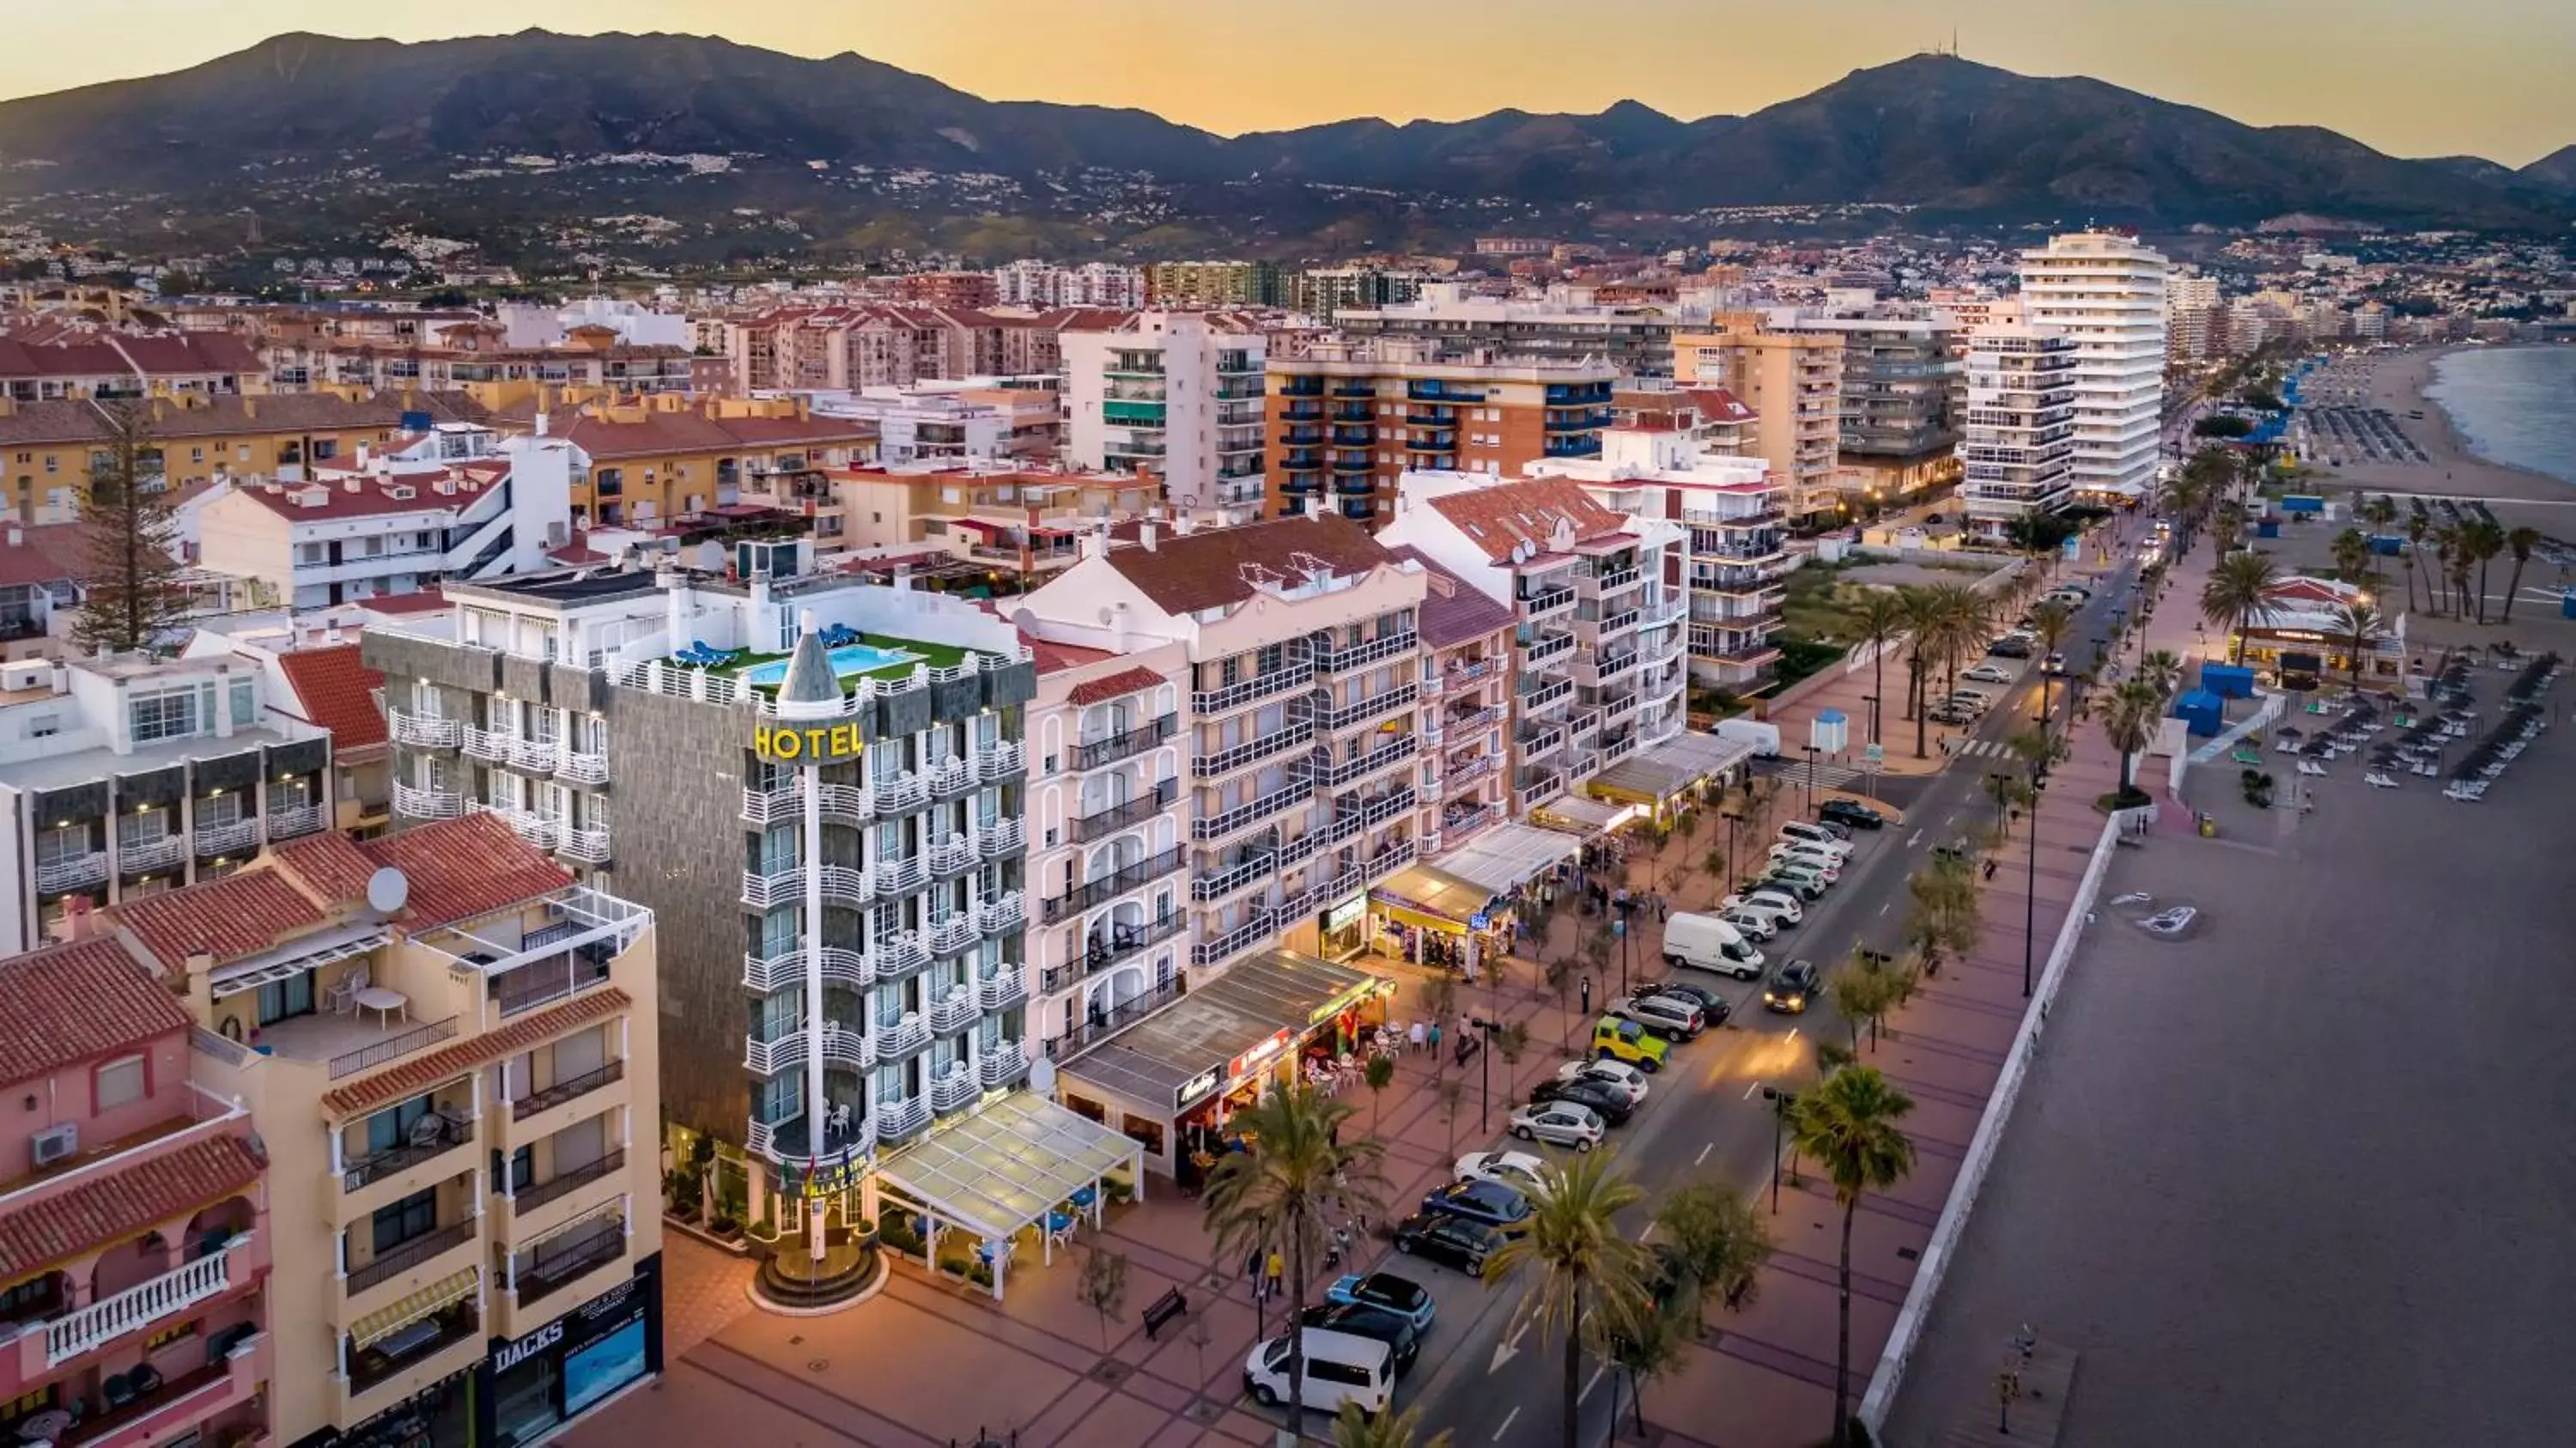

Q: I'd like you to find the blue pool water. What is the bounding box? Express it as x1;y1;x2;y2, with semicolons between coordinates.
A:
738;642;921;687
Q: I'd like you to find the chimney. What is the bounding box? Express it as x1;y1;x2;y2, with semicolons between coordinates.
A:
1139;521;1157;552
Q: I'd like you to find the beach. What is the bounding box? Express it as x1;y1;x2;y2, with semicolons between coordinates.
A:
2300;345;2576;514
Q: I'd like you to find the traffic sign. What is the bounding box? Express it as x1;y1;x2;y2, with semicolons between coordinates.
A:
1865;742;1885;766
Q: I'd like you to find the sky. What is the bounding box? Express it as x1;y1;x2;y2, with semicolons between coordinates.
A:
3;0;2571;166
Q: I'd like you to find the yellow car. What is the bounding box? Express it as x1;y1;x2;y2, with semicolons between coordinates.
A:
1590;1017;1671;1074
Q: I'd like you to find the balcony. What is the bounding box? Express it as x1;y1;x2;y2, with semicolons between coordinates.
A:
477;806;557;853
1190;782;1304;843
979;890;1024;937
1522;631;1576;668
975;740;1026;783
1518;726;1565;762
510;738;563;774
1519;770;1564;806
1322;681;1418;734
1313;630;1418;677
1193;660;1315;716
743;1028;808;1076
557;826;611;865
926;990;981;1034
42;1233;256;1366
976;968;1028;1012
1521;674;1575;714
388;709;459;748
978;818;1026;859
460;727;510;763
513;1149;626;1219
114;835;184;875
875;855;927;896
925;756;975;800
1072;913;1188;977
1071;715;1176;771
1041;846;1182;922
978;1047;1029;1090
1577;564;1643;598
925;833;977;877
1069;778;1180;843
878;1096;932;1146
1193;720;1315;779
742;945;872;994
70;1334;264;1448
874;774;931;813
192;818;260;858
267;802;325;841
349;1219;476;1294
1404;432;1457;452
511;1060;623;1123
1192;909;1285;970
557;751;609;785
930;1070;980;1115
512;1216;627;1309
1315;733;1417;789
927;911;981;957
741;864;805;910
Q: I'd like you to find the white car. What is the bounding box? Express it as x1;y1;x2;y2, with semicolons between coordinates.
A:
1765;844;1842;881
1613;993;1705;1039
1718;906;1780;940
1722;889;1804;925
1554;1057;1650;1104
1508;1101;1605;1152
1959;662;2017;685
1455;1149;1551;1193
1777;820;1855;854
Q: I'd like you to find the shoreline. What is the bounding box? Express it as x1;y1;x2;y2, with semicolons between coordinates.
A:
2294;344;2573;509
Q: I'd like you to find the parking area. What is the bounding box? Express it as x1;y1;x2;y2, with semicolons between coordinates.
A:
1884;662;2576;1445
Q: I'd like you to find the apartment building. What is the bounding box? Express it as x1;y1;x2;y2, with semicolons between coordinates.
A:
724;306;1103;394
496;299;692;352
0;935;272;1448
1927;289;2022;355
1959;325;2081;539
989;262;1146;311
1333;282;1704;378
1381;550;1515;862
800;386;1058;466
0;519;76;659
1060;312;1267;521
1783;313;1965;499
501;396;878;530
252;318;693;399
2166;275;2225;362
1141;261;1281;308
361;557;1040;1294
1614;387;1755;459
175;630;393;838
0;330;265;402
829;461;1159;581
1525;426;1786;694
1376;476;1686;819
1021;638;1192;1063
1671;319;1845;522
125;812;664;1448
1017;515;1428;973
890;273;1001;309
1263;337;1614;526
2017;232;2169;502
0;650;334;955
1285;268;1426;320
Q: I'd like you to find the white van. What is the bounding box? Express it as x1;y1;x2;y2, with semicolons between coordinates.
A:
1661;911;1766;980
1243;1328;1394;1416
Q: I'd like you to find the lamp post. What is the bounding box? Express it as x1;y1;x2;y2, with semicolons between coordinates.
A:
1721;810;1743;891
1801;745;1820;812
1758;1085;1794;1215
2022;774;2047;998
1861;692;1881;749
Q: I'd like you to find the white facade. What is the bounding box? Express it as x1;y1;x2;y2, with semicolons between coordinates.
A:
798;389;1016;464
1959;325;2080;537
991;261;1147;309
2017;233;2168;499
496;297;692;350
1061;312;1266;520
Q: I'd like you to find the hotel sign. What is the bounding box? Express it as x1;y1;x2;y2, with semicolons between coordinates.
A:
754;722;866;766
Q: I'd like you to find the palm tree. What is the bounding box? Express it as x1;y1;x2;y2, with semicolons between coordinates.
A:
1789;1068;1918;1448
1202;1086;1388;1443
1914;581;1993;751
2199;551;2279;666
2025;598;2075;722
1850;588;1909;747
2430;524;2461;615
2463;517;2506;624
2137;648;2185;700
2099;679;2165;797
2210;500;2247;563
1899;587;1943;752
2500;526;2541;624
2330;527;2372;587
1488;1153;1650;1448
2328;599;2385;691
1331;1402;1453;1448
2357;494;2398;537
2401;511;2430;614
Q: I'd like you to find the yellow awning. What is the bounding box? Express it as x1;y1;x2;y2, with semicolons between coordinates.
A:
350;1266;480;1347
1377;903;1467;936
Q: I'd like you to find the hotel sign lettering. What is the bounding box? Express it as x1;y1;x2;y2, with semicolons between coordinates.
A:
754;722;867;765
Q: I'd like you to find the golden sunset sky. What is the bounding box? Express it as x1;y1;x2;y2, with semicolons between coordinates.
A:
3;0;2570;166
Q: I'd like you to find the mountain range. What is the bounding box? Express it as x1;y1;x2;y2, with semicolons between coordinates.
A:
0;30;2567;265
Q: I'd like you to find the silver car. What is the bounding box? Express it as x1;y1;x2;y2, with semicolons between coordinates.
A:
1509;1101;1605;1152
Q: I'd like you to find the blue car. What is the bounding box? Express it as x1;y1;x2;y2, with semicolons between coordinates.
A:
1325;1270;1436;1332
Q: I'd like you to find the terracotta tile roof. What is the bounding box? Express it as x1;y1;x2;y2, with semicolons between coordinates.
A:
1382;545;1516;648
274;644;386;754
321;989;633;1118
533;408;875;462
118;869;328;969
0;520;82;589
0;1135;266;1280
271;830;378;906
1025;636;1115;676
0;392;488;448
230;472;500;522
1067;665;1168;708
1425;478;1627;564
0;936;189;1084
361;813;572;928
1103;514;1397;617
1680;387;1755;423
356;588;448;617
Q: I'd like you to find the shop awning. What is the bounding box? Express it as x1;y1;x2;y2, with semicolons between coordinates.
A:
876;1092;1142;1245
1533;794;1629;836
1590;732;1753;806
350;1266;479;1347
1372;865;1496;931
1434;823;1584;898
1058;949;1387;1113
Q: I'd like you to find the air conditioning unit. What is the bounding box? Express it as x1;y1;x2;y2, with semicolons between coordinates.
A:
30;1123;77;1168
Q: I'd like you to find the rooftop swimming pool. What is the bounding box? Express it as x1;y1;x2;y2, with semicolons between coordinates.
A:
739;642;923;688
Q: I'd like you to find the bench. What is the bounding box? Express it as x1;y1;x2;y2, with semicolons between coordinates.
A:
1141;1286;1188;1341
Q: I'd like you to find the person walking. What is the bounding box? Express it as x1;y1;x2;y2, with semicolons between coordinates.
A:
1408;1019;1426;1055
1265;1250;1285;1303
1427;1019;1442;1057
1581;974;1593;1017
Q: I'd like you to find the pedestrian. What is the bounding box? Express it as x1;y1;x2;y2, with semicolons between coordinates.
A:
1581;975;1593;1016
1265;1250;1285;1302
1983;856;1998;881
1427;1020;1442;1056
1408;1019;1426;1055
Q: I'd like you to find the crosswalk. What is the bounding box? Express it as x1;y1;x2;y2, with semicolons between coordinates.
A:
1946;739;2019;761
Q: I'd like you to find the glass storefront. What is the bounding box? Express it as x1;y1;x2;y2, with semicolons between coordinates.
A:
485;1256;663;1448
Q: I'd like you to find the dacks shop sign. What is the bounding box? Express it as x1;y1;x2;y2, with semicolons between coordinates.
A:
754;721;867;765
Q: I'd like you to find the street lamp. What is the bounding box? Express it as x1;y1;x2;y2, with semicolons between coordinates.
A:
1801;745;1820;811
2022;774;2047;998
1861;692;1881;748
1721;811;1743;891
1758;1085;1795;1215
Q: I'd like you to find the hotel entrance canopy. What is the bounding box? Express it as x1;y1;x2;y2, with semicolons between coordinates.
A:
874;1092;1144;1293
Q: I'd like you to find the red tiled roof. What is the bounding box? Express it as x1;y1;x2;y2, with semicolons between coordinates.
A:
356;588;448;617
271;830;378;907
230;472;499;522
0;937;189;1084
0;520;82;589
361;812;572;928
1025;636;1115;675
1103;514;1397;616
1425;478;1628;564
1067;665;1167;707
1680;387;1755;423
275;644;386;754
0;392;488;449
0;1135;265;1279
1382;545;1516;648
321;989;632;1118
546;529;611;565
118;869;328;969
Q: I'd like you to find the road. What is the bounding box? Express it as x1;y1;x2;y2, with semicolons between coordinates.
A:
1376;541;2152;1447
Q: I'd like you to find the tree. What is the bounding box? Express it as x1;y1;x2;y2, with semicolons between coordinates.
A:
2328;599;2385;691
2401;510;2430;615
1489;1153;1651;1448
1850;588;1908;746
2099;680;2166;797
1331;1401;1453;1448
2199;551;2280;666
2500;526;2541;624
1789;1068;1918;1448
2462;516;2506;624
1650;1179;1772;1338
1902;860;1979;979
2026;599;2075;675
2137;649;2186;700
2330;527;2372;587
2193;414;2253;440
1202;1086;1388;1445
1364;1055;1396;1136
1437;1080;1467;1159
1601;1292;1692;1440
1899;586;1941;748
2430;524;2460;615
70;401;191;656
1077;1244;1130;1351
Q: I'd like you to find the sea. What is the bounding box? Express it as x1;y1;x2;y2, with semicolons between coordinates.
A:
2422;345;2576;484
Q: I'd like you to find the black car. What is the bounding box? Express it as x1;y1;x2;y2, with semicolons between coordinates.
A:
1298;1302;1425;1373
1420;1178;1533;1234
1390;1213;1503;1275
1987;637;2032;659
1818;800;1886;830
1639;981;1732;1025
1763;959;1820;1014
1530;1076;1636;1126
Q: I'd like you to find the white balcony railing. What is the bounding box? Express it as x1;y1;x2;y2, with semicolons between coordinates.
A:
927;913;980;957
742;946;874;994
930;1070;979;1114
266;802;325;841
392;784;463;820
926;992;980;1034
389;709;460;749
511;738;564;773
978;890;1025;937
925;835;977;876
557;751;608;786
874;775;929;812
557;826;611;865
820;1022;874;1071
744;1029;808;1076
461;726;511;762
975;740;1025;782
977;1047;1030;1089
740;783;799;826
878;1096;932;1143
115;835;185;874
925;757;975;799
742;866;805;910
977;818;1026;859
46;1232;253;1366
877;1015;932;1060
875;855;927;896
192;818;260;857
476;806;558;852
873;932;928;977
976;970;1029;1012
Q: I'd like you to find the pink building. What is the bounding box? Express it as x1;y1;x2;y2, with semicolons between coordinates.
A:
0;937;270;1448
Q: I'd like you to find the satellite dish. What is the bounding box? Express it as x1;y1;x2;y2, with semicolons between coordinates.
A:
366;867;410;916
1028;1055;1058;1098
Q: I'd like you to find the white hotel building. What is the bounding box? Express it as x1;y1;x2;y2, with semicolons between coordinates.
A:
2017;232;2169;502
1959;325;2081;539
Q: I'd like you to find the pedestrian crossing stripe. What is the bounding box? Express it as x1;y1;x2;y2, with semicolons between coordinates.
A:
1949;739;2013;759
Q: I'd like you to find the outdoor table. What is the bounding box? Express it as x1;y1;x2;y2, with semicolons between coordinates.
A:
354;987;410;1029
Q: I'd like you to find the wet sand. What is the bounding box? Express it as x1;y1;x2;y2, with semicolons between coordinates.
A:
2302;346;2575;510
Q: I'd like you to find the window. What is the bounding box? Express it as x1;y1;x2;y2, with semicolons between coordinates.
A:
93;1055;146;1112
365;1095;435;1155
129;686;199;744
492;1145;533;1194
370;1188;438;1254
255;970;314;1025
228;679;255;727
35;824;87;867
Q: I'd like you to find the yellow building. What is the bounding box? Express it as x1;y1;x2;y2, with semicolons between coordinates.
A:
828;460;1158;578
492;394;880;530
1673;319;1845;521
118;812;665;1448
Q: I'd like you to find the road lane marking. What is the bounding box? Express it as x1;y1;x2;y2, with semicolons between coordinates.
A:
1698;1141;1716;1165
1943;812;1957;826
1906;829;1923;848
1789;1028;1800;1041
1741;1081;1761;1101
1493;1408;1521;1441
1490;1322;1531;1372
1580;1366;1607;1403
1878;902;1891;916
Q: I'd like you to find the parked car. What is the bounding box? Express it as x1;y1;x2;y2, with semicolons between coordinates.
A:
1718;905;1780;940
1509;1100;1606;1151
1777;820;1854;852
1765;861;1833;892
1613;992;1706;1040
1942;689;1993;709
1326;1271;1436;1330
1766;843;1843;879
1590;1017;1670;1072
1763;959;1821;1013
1757;869;1827;902
1661;910;1766;977
1960;662;2017;685
1637;981;1731;1026
1455;1149;1550;1195
1927;703;1979;726
1297;1302;1424;1375
1421;1178;1533;1234
1818;800;1886;830
1389;1214;1503;1275
1554;1057;1652;1103
1529;1075;1637;1126
1985;636;2033;659
1244;1329;1394;1416
1722;888;1805;923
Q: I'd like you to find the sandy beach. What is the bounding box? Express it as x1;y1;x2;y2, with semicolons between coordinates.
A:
2298;346;2576;519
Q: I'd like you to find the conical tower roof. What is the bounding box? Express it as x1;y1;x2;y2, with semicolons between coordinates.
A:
779;625;841;706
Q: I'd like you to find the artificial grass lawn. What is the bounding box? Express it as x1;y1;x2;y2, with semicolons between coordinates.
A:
720;634;982;695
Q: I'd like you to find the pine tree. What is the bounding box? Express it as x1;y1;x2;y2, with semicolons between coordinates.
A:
70;401;191;656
